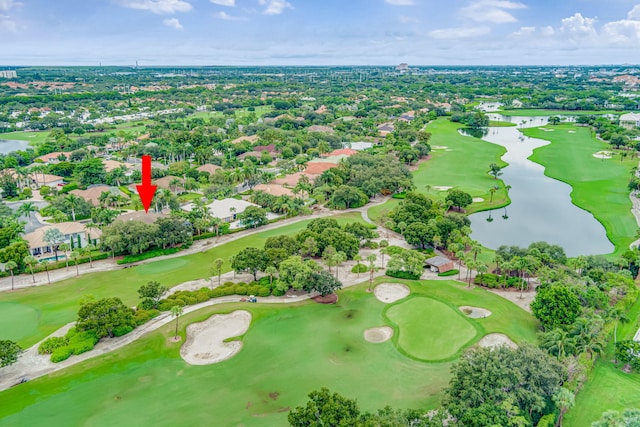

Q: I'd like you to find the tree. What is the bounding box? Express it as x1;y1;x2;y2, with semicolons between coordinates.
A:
445;189;473;211
69;250;80;276
443;344;566;427
278;255;319;291
64;193;82;221
288;388;360;427
264;265;278;289
531;284;582;331
489;163;503;180
17;202;37;219
171;305;184;339
332;251;347;280
403;222;433;249
307;270;343;296
4;260;17;290
155;217;193;249
539;328;576;359
329;185;368;209
59;243;70;271
74;158;106;187
81;243;96;268
231;247;269;281
367;254;377;292
214;258;224;287
238;206;268;228
0;340;21;367
43;228;65;261
76;297;136;339
23;255;37;283
553;387;575;427
0;174;18;198
353;254;362;276
138;281;168;309
592;409;640;427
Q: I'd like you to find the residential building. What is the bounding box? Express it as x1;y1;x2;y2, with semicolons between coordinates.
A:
182;198;260;222
0;70;17;79
24;222;101;259
71;185;129;207
32;173;64;188
35;151;72;164
620;112;640;130
196;164;221;175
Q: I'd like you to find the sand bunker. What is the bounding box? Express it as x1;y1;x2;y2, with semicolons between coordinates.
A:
472;197;484;203
374;283;410;303
180;310;252;365
568;130;576;133
364;326;394;343
432;145;448;149
459;306;492;318
433;186;452;191
540;128;555;132
478;333;517;349
593;151;613;159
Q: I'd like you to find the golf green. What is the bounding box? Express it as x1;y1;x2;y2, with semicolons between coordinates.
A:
386;297;478;361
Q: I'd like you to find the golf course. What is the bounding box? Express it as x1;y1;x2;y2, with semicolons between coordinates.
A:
0;278;538;427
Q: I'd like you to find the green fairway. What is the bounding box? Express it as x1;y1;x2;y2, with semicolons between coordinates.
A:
367;198;400;224
0;302;40;343
0;279;538;427
489;120;517;127
498;109;624;117
0;213;364;347
417;119;510;213
386;297;478;361
524;125;637;256
0;130;51;145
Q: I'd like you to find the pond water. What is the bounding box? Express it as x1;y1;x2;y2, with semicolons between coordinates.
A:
0;139;30;154
467;115;614;257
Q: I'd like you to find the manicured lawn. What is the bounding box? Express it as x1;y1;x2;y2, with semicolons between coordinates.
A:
0;279;538;427
0;130;51;145
386;297;478;361
524;125;637;256
565;291;640;426
498;109;624;117
367;198;400;223
0;213;364;347
417;119;510;213
489;120;517;127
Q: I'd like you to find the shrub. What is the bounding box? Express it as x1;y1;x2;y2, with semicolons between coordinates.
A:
257;287;271;297
361;240;379;249
384;245;405;256
60;182;79;194
118;247;182;264
194;290;210;303
392;192;406;199
536;414;556;427
50;346;74;363
272;287;286;297
112;324;134;337
386;270;421;280
351;264;369;273
138;298;155;310
234;285;248;295
69;338;96;355
38;336;68;355
134;309;160;326
438;269;458;277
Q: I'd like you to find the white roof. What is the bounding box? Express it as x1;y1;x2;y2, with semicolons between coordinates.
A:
346;141;373;151
183;198;259;220
620;113;640;121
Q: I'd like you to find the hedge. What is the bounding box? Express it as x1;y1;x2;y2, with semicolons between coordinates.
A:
386;270;421;280
118;247;183;264
351;264;369;273
474;273;523;289
438;269;458;277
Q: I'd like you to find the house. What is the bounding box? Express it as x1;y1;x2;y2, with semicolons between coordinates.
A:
32;173;64;188
71;185;128;207
620;113;640;130
253;184;294;197
24;222;101;259
116;210;167;225
307;125;335;134
237;151;263;161
103;160;127;173
196;164;221;175
304;162;336;176
425;256;455;273
327;148;357;157
183;198;260;223
230;135;259;145
396;63;409;72
35;152;71;164
399;112;415;122
273;172;313;187
378;123;395;137
347;141;374;151
254;144;278;154
155;176;185;192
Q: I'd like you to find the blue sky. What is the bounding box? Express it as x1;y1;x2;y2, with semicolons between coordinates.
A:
1;0;640;65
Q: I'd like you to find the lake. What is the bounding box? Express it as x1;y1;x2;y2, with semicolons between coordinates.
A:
0;139;30;155
467;116;614;257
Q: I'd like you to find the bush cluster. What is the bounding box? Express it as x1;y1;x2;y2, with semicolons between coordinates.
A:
473;273;523;289
44;328;99;363
158;282;273;311
118;247;182;264
386;270;421;280
351;264;369;273
437;269;458;277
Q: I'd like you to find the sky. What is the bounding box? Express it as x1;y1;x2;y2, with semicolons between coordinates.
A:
1;0;640;66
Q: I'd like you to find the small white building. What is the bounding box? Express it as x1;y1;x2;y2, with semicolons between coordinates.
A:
620;113;640;130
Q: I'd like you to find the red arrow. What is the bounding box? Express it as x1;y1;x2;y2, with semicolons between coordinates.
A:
136;155;157;213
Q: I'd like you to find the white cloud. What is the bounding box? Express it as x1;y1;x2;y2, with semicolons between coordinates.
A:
602;5;640;43
0;0;17;12
511;26;535;37
560;13;598;38
0;13;16;32
540;25;554;36
385;0;416;5
628;4;640;20
117;0;192;14
258;0;292;15
163;17;183;29
214;11;248;20
429;26;491;39
210;0;235;6
460;0;527;24
398;15;420;23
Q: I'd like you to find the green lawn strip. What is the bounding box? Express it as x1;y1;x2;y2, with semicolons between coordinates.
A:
524;125;637;256
418;119;511;214
386;296;478;361
0;130;51;145
0;213;364;347
0;279;537;427
489;120;517;127
367;198;400;224
498;109;624;117
565;293;640;426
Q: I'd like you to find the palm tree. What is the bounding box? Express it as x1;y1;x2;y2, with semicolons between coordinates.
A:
503;184;512;201
476;263;488;283
540;329;575;359
332;252;347;280
609;307;630;346
18;202;37;219
70;251;80;276
42;259;51;284
265;266;278;290
171;305;184;339
81;244;96;268
5;261;17;290
353;254;362;277
489;187;496;203
43;228;65;261
64;193;82;221
366;254;377;292
553;388;575;427
23;255;37;283
214;258;224;287
470;240;482;261
60;243;71;271
379;240;389;267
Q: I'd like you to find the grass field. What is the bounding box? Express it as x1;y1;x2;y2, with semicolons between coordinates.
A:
0;213;364;348
524;125;637;256
489;120;517;127
416;119;510;213
0;278;538;427
565;295;640;426
386;297;478;361
498;109;624;117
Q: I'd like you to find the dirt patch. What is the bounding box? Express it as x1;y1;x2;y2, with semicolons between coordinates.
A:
269;392;280;400
374;283;410;303
313;293;338;304
593;151;613;159
168;336;182;343
180;310;251;365
478;333;517;349
364;326;394;343
472;197;484;203
433;186;452;191
459;306;492;318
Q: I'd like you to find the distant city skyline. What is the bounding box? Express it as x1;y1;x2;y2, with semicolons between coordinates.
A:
1;0;640;66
